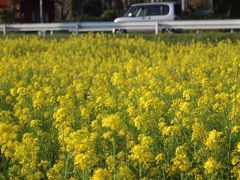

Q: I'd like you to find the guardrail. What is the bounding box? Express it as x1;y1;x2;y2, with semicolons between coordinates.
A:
0;20;240;35
157;19;240;30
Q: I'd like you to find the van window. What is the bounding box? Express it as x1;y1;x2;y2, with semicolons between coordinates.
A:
146;5;170;16
124;6;146;17
135;6;146;17
147;5;160;16
160;5;170;15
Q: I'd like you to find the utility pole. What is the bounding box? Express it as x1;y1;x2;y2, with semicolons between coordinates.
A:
181;0;186;12
40;0;43;22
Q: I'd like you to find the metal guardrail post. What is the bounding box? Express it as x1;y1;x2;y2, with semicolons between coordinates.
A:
3;24;6;35
155;22;159;35
75;24;79;35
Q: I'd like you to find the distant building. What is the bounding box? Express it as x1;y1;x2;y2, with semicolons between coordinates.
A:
0;0;55;22
21;0;55;22
0;0;10;8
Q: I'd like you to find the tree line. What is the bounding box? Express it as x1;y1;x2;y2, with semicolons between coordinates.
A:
1;0;240;23
55;0;240;21
61;0;154;21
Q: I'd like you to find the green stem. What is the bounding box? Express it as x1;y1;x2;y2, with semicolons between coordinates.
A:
63;152;69;180
113;138;117;180
169;105;194;154
83;171;86;180
139;162;142;179
228;60;239;174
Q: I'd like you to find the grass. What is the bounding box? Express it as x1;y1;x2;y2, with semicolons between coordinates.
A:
131;31;240;44
1;31;240;44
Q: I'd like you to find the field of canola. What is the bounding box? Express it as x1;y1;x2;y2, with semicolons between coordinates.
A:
0;34;240;179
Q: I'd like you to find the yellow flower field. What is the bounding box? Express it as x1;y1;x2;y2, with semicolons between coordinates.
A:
0;34;239;179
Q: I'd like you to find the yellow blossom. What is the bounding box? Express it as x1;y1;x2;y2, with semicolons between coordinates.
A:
91;168;111;180
204;157;220;174
172;144;191;171
102;113;124;132
155;153;165;164
205;130;223;150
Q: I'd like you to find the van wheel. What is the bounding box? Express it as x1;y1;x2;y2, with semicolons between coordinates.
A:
174;29;183;33
112;29;126;34
162;28;175;33
119;29;127;34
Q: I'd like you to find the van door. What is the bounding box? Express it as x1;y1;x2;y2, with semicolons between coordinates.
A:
146;4;172;21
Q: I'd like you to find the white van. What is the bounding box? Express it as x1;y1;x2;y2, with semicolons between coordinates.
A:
114;2;181;23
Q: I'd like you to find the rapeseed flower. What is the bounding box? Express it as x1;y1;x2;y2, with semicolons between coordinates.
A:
205;130;223;151
204;157;220;174
1;34;240;179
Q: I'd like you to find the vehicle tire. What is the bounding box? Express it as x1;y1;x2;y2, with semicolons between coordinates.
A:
174;29;183;33
119;29;127;34
162;28;174;33
112;29;126;34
